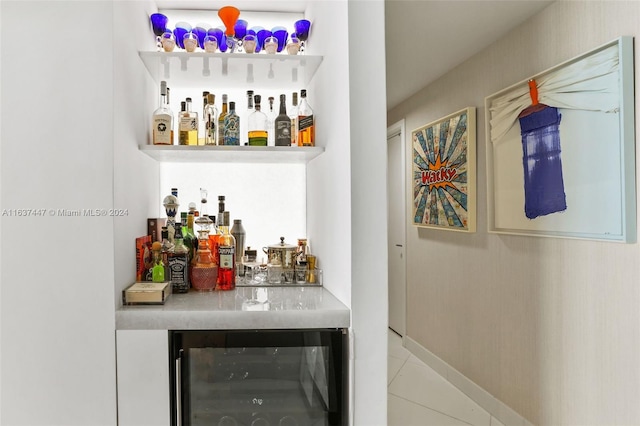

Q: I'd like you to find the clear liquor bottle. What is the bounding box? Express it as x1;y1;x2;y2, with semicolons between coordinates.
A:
297;89;315;146
245;90;254;145
152;80;174;145
204;93;218;145
198;91;209;145
275;94;291;146
223;101;240;146
248;94;268;146
167;87;174;144
216;211;236;290
266;96;276;146
179;97;198;146
289;92;298;146
218;94;228;145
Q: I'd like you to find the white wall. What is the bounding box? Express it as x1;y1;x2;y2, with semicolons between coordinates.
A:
0;1;117;424
388;1;640;424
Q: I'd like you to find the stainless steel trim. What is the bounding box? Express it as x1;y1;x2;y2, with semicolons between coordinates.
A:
176;349;183;426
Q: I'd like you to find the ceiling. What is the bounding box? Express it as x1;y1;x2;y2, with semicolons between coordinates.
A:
384;0;554;110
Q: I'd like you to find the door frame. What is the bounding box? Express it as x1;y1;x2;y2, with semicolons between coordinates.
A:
386;119;407;337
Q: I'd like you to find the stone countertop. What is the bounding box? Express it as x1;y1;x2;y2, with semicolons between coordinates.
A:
116;286;350;330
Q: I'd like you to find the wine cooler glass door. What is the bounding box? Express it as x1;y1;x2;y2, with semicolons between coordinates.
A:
170;329;347;426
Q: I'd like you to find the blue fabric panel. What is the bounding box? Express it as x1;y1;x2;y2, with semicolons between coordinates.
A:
519;107;567;219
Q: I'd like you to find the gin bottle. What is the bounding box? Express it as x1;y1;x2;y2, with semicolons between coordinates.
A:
223;101;240;145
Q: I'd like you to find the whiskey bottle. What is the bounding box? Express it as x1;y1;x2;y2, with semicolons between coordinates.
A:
218;94;228;145
204;94;218;145
198;91;209;145
297;89;315;146
152;80;173;145
223;101;240;146
289;91;298;146
179;97;198;146
275;94;291;146
168;223;190;293
248;94;268;146
216;211;236;290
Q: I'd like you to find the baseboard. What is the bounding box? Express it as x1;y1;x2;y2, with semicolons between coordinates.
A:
403;335;535;426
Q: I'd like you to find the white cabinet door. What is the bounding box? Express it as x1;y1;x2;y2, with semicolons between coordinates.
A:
116;330;170;426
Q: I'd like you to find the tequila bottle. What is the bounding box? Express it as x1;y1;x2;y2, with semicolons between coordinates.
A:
152;80;173;145
204;93;218;145
248;94;268;146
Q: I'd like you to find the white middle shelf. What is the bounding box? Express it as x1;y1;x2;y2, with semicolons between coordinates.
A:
139;51;323;88
139;144;324;163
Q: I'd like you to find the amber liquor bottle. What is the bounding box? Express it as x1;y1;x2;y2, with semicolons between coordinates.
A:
297;89;315;146
216;211;236;290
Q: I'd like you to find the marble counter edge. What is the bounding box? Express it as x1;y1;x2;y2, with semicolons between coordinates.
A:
116;287;350;330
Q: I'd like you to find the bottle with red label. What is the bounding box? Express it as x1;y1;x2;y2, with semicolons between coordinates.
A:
216;211;236;290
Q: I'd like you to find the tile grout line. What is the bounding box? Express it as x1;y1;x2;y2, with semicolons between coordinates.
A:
388;393;475;426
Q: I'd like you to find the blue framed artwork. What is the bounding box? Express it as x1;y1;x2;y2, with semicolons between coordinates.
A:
412;107;476;232
485;37;636;242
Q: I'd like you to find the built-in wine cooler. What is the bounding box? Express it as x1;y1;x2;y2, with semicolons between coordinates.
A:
170;329;348;426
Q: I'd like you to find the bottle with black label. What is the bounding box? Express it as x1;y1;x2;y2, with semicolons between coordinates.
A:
297;89;315;146
274;94;291;146
169;223;190;293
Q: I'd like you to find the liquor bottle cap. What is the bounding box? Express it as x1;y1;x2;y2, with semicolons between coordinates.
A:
207;93;215;103
222;94;228;102
300;89;307;97
247;90;254;95
203;91;209;96
229;101;235;110
280;94;286;102
186;97;192;102
254;94;261;104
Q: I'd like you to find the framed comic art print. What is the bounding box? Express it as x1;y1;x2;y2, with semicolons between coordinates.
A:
412;107;476;232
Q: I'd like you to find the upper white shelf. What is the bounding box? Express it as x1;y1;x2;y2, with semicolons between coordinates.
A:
139;51;323;88
139;144;324;163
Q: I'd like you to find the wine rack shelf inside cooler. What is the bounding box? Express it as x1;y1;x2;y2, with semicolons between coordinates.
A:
139;51;323;88
138;144;324;163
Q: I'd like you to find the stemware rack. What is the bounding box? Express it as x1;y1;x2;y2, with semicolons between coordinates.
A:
139;51;323;88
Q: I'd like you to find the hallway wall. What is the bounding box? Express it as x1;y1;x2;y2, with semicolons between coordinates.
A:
387;2;640;424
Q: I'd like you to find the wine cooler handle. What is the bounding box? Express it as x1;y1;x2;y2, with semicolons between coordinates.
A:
176;349;183;426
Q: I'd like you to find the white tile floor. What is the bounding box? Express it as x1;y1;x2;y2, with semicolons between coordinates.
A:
387;329;505;426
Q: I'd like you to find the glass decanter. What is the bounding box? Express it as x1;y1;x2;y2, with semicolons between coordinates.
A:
190;189;218;291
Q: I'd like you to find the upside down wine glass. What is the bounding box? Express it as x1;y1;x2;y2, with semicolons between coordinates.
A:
293;19;311;53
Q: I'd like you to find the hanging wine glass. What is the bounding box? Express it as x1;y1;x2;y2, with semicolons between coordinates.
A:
271;26;288;53
293;19;311;53
150;13;168;51
234;19;248;52
173;21;192;50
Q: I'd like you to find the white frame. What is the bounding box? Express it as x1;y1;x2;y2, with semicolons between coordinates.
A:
485;37;636;242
